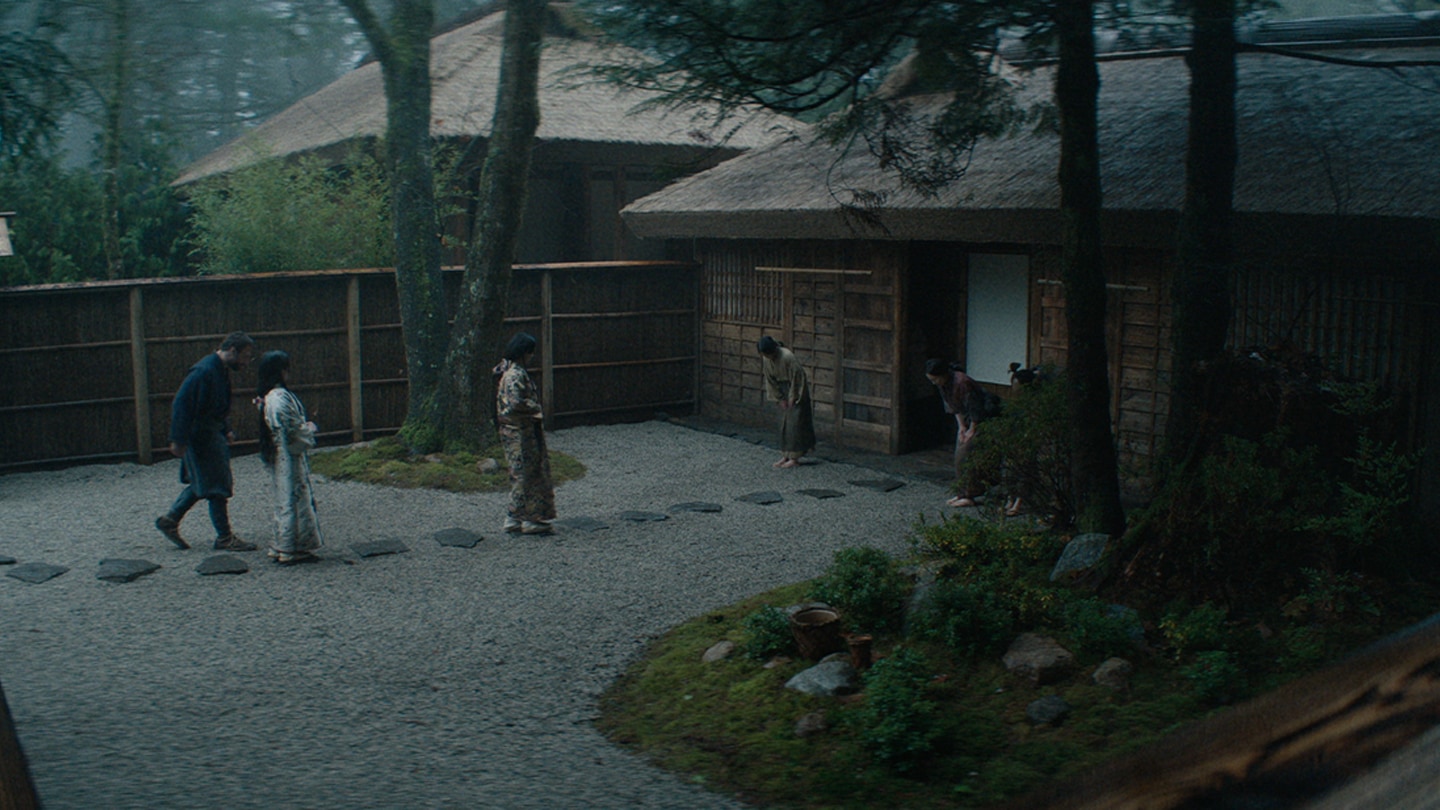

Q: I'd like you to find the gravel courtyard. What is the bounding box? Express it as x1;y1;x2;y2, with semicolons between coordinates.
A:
0;420;950;809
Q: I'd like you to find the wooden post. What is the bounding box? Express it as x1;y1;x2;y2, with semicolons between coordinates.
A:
540;268;554;430
129;286;152;464
347;275;364;442
692;262;703;415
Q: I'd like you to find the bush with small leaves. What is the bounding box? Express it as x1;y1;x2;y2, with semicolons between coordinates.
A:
1181;650;1242;705
1159;602;1231;660
910;579;1014;658
849;646;938;771
809;546;910;633
739;605;795;660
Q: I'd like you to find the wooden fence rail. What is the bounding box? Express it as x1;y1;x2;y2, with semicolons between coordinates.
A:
0;261;699;471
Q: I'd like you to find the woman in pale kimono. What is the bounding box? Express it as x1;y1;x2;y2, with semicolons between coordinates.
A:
493;332;556;535
758;335;816;468
256;350;323;564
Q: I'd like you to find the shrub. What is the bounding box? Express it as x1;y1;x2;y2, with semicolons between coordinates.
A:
912;518;1066;627
910;580;1015;657
1061;597;1142;660
1180;650;1242;705
850;646;938;771
1159;602;1230;660
739;605;795;660
808;547;910;633
961;369;1074;527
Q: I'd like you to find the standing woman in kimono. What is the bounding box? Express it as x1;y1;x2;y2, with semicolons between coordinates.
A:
758;335;816;468
493;332;556;535
256;350;323;564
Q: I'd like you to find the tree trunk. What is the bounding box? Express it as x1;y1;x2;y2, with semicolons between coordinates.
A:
100;0;130;280
341;0;450;450
1166;0;1237;470
1054;0;1125;536
433;0;548;451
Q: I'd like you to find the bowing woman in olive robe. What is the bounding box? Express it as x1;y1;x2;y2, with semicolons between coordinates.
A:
758;335;816;468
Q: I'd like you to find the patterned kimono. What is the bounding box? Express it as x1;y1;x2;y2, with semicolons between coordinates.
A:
761;345;817;459
493;359;556;523
262;387;323;554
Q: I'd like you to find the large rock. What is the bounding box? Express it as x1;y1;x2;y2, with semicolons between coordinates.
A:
1026;695;1071;726
1050;533;1111;583
784;655;860;697
1003;633;1075;685
702;641;735;663
1093;657;1134;692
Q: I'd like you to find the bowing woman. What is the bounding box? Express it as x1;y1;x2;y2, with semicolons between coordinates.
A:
758;335;816;468
255;350;323;564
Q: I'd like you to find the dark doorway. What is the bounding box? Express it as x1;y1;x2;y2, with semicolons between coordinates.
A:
902;242;964;453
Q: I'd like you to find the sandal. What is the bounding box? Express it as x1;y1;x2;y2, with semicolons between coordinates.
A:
946;496;976;508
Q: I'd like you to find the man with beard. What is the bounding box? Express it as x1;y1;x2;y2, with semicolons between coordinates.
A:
155;331;258;551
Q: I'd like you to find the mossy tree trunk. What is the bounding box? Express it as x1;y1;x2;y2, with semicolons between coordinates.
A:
340;0;450;451
432;0;548;452
1055;0;1125;537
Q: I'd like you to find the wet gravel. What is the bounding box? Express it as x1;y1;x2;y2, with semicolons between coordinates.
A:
0;420;948;809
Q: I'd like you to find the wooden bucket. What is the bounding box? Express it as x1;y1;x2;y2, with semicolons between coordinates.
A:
789;606;845;660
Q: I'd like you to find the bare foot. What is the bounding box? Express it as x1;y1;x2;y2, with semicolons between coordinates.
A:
946;496;976;508
778;458;799;469
772;459;788;468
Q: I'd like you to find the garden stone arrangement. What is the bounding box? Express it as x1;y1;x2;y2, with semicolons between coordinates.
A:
0;420;948;810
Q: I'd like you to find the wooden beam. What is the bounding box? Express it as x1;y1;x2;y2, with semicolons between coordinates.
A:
129;287;152;465
756;266;873;276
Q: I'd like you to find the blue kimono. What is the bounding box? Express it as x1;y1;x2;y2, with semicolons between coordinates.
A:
169;353;234;499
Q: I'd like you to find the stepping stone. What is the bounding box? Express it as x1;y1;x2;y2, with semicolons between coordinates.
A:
736;491;784;505
849;478;906;492
554;516;609;532
668;502;723;514
618;510;669;523
0;555;15;565
195;555;248;576
6;562;68;584
796;488;845;500
433;528;483;549
97;558;161;583
352;538;409;558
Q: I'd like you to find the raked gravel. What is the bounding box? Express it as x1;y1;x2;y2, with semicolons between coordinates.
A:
0;420;949;809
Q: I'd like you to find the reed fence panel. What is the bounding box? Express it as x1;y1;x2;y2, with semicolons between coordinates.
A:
0;262;698;470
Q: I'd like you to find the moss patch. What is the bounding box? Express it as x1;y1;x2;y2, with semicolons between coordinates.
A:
310;436;585;493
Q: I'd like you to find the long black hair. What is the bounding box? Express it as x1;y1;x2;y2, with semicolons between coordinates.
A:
256;350;290;466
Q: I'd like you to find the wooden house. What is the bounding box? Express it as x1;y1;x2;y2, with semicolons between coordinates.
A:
175;3;788;265
621;15;1440;520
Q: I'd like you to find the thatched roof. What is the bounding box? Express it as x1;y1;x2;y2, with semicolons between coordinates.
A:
175;8;790;185
622;39;1440;244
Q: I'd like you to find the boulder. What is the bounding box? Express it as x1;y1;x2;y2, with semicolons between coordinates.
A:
1026;695;1071;726
1050;533;1111;582
784;655;860;697
1093;658;1134;692
795;711;829;738
1003;633;1075;685
702;641;735;663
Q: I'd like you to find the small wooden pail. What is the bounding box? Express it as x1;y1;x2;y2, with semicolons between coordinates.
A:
789;606;845;660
